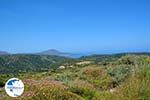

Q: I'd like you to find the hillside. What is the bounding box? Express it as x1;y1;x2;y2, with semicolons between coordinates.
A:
80;52;150;62
0;53;150;74
0;54;150;100
0;54;76;74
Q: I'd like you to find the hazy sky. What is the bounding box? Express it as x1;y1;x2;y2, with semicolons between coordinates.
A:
0;0;150;53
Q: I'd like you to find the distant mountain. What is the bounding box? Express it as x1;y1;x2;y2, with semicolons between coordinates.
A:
0;51;9;55
36;49;72;57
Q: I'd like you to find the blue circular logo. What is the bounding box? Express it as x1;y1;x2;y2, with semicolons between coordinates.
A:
5;78;24;97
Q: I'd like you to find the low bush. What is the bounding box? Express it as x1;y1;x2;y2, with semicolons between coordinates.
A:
80;67;112;89
107;65;131;85
4;79;84;100
31;86;84;100
109;61;150;100
69;80;96;100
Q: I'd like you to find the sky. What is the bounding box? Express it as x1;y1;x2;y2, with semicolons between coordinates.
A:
0;0;150;53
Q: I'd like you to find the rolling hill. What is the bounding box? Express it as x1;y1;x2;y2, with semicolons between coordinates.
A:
0;54;75;74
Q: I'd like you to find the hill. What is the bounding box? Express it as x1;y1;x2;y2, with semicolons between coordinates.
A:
0;51;9;55
36;49;72;57
0;52;150;74
79;52;150;62
0;54;75;74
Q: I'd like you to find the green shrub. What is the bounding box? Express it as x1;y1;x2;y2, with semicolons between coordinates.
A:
92;91;112;100
69;80;96;100
108;65;131;85
0;74;11;87
80;67;112;89
52;72;74;84
108;61;150;100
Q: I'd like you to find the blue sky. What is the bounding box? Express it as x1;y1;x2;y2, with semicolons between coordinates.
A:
0;0;150;53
